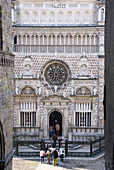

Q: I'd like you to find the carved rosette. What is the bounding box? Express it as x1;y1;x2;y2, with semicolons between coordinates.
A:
40;60;71;90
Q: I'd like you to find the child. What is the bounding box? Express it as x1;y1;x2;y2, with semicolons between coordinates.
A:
40;150;45;163
46;149;51;164
59;146;65;162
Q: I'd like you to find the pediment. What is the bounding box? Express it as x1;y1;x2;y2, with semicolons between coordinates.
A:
41;94;70;102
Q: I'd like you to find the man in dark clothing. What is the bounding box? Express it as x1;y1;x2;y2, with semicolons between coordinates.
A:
52;134;57;147
52;149;58;166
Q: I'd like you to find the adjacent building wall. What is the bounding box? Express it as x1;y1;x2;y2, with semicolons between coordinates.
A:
105;1;114;169
0;0;14;169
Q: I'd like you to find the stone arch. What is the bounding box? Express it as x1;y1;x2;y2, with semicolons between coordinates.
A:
74;11;81;24
0;121;5;160
15;11;20;24
40;11;47;24
48;109;63;136
66;11;72;24
23;11;30;24
32;11;38;24
48;11;55;24
57;11;64;24
21;86;36;94
83;11;90;24
76;86;91;95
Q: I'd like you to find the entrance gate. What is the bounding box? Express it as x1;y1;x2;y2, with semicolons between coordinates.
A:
49;111;62;136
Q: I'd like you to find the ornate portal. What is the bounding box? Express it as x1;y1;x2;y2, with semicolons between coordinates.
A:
41;60;71;90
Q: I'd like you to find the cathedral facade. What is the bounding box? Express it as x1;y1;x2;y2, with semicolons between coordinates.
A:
12;0;105;140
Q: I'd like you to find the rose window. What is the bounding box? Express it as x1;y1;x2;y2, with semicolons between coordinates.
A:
45;63;67;85
41;60;71;90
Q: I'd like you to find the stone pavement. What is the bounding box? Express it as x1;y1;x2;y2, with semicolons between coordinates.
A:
37;163;64;170
13;154;105;170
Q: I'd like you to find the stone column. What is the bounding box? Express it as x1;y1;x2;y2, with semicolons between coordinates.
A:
29;33;32;52
80;33;83;53
17;35;19;44
76;35;79;45
25;35;27;45
98;56;104;127
50;35;53;45
68;34;70;45
64;108;68;138
34;34;36;45
93;34;96;45
59;34;62;45
89;34;92;53
63;33;66;52
84;35;87;45
36;99;40;127
43;108;48;137
72;33;75;53
55;34;58;52
46;34;49;53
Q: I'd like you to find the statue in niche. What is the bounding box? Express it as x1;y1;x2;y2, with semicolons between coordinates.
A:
71;87;74;95
54;85;58;93
80;64;87;75
16;87;19;94
101;8;104;21
24;64;31;75
77;87;91;95
93;87;97;95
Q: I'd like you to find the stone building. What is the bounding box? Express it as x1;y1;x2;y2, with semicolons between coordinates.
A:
12;0;105;141
0;0;14;169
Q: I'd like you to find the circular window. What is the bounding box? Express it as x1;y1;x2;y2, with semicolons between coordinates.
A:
41;60;71;90
45;63;67;85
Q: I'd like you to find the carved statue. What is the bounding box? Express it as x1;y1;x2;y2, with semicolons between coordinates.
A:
54;85;58;93
94;87;97;95
71;87;74;95
16;87;19;94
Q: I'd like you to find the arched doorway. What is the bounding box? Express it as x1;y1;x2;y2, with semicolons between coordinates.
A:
49;111;62;136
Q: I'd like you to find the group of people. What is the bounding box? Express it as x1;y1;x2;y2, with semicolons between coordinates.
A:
49;123;60;138
40;139;65;166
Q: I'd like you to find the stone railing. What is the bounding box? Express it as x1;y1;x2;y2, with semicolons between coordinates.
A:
13;44;99;53
13;126;40;141
68;126;104;141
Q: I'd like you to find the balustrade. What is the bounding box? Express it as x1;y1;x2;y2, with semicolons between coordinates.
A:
13;44;99;53
13;33;102;53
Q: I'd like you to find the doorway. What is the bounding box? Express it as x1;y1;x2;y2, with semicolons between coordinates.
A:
49;111;62;136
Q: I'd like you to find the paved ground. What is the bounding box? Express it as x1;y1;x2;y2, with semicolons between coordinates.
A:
12;154;105;170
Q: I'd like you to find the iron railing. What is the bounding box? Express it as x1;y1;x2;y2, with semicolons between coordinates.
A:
14;136;105;157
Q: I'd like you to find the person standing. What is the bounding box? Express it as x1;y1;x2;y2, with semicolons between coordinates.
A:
55;123;60;136
58;138;62;149
46;149;51;164
52;148;58;166
52;134;57;147
44;142;48;154
40;150;45;163
59;146;65;162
